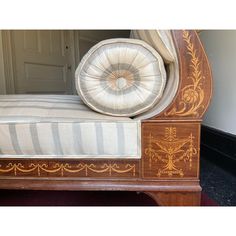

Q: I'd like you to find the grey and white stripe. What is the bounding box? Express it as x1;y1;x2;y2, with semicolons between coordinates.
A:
0;95;131;123
0;95;141;158
51;123;63;155
116;123;125;155
95;123;104;155
30;123;43;155
73;123;84;154
8;124;23;155
0;122;140;158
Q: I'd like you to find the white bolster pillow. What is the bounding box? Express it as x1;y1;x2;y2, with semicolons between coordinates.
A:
75;38;167;117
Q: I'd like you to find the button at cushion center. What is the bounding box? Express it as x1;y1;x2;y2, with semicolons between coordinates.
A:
116;77;127;90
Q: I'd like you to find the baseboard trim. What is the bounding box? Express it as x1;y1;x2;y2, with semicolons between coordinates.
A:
201;125;236;174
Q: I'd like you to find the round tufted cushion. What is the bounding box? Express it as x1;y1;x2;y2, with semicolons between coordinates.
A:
75;38;166;117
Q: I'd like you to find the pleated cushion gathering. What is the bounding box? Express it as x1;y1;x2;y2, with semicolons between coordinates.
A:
75;38;166;117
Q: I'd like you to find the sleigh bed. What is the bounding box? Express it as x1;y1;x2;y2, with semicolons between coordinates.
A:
0;30;212;206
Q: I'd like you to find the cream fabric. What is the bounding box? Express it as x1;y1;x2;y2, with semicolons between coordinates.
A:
131;30;180;120
131;30;175;63
75;38;166;117
0;95;141;158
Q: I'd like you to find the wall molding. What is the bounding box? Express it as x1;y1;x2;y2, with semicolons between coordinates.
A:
201;125;236;173
1;30;16;94
0;31;6;94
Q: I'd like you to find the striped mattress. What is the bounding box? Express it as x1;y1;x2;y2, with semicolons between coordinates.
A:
0;95;141;159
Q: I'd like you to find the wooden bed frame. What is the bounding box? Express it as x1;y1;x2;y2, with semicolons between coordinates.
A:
0;30;212;206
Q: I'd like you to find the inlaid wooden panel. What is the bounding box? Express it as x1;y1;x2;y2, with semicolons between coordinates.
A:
154;30;212;120
0;159;139;179
142;122;200;179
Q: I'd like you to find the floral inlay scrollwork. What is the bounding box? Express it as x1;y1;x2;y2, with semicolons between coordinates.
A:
165;30;205;117
0;162;136;177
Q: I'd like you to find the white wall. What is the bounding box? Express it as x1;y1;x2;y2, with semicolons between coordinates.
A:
200;30;236;135
0;30;6;94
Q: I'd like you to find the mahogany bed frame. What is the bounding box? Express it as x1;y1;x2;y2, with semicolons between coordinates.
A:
0;30;212;206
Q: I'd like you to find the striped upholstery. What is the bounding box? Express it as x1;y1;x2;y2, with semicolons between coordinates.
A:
130;30;180;120
0;95;140;158
75;38;166;117
130;30;175;63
